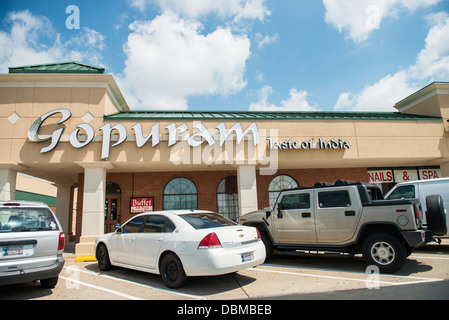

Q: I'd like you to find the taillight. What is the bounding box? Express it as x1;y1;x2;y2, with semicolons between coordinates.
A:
256;228;261;240
198;233;222;249
58;232;65;251
413;204;420;226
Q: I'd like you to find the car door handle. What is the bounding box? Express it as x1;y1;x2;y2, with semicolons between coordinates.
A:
156;237;163;242
302;212;311;218
345;211;356;216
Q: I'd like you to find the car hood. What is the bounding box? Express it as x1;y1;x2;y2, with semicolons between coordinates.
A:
239;210;266;223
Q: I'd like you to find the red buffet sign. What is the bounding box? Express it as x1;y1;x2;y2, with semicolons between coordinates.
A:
130;197;154;213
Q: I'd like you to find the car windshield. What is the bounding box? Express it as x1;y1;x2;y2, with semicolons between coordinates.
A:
0;207;58;233
180;212;237;230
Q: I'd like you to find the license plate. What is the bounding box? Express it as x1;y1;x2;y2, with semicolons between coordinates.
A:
241;252;252;263
1;246;24;257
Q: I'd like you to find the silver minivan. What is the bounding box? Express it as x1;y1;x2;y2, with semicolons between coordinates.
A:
385;178;449;239
0;201;65;288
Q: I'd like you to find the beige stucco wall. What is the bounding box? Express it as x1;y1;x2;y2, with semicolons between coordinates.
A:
395;82;449;121
0;73;127;184
1;74;448;186
16;173;57;197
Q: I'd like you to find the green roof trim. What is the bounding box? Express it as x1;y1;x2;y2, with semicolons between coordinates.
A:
104;110;443;122
8;61;105;74
15;190;56;207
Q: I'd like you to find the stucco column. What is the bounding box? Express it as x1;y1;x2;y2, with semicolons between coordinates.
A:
441;162;449;177
75;161;114;256
237;165;259;216
0;163;27;201
54;183;73;238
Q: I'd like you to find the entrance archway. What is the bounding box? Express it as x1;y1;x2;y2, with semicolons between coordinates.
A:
105;182;121;234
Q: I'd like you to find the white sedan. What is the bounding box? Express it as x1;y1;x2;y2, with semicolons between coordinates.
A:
94;210;266;288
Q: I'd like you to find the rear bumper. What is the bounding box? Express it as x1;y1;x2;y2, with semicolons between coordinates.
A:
401;230;427;248
0;255;64;286
181;241;266;276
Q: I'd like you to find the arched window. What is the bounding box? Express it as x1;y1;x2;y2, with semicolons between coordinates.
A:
163;178;198;210
217;176;239;220
268;175;298;207
106;182;121;195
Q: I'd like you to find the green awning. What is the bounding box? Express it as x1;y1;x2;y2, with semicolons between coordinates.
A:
15;190;57;207
9;61;105;74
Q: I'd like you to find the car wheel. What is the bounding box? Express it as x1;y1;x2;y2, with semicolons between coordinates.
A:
160;253;188;289
260;231;273;261
426;194;447;236
97;243;112;271
362;233;407;273
40;276;58;289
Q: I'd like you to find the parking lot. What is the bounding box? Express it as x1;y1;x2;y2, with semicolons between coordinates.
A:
1;240;448;300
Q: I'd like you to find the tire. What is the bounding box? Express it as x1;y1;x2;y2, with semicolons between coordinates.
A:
40;276;58;289
160;253;188;289
260;231;274;261
97;243;112;271
362;233;407;273
426;194;447;236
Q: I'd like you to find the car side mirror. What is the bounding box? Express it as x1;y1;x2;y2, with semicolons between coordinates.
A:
114;223;122;233
277;206;283;219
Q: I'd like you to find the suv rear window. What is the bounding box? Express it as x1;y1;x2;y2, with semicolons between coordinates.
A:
180;213;236;230
318;190;351;208
366;186;384;201
0;207;58;233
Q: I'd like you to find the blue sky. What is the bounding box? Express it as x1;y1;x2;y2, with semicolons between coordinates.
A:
0;0;448;112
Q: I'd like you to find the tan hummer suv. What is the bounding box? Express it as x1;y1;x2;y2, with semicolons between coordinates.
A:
240;180;446;273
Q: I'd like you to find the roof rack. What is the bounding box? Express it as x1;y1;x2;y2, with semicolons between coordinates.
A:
282;180;370;193
314;182;334;187
335;180;360;185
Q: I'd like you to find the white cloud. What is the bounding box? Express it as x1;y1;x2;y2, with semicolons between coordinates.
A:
255;32;278;49
323;0;442;43
334;11;449;111
130;0;270;22
334;71;418;111
249;86;319;111
410;11;449;79
117;12;251;110
0;10;106;72
129;0;148;12
70;28;106;51
120;0;270;110
401;0;444;11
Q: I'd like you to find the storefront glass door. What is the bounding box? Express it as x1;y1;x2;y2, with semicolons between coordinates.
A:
105;196;120;234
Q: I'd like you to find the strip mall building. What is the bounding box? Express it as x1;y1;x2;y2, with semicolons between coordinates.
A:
1;62;448;255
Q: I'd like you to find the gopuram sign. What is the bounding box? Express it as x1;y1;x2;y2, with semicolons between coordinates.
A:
28;109;351;161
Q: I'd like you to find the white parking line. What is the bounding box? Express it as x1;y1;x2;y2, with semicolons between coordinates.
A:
60;275;144;300
249;265;444;287
412;255;449;260
64;266;202;300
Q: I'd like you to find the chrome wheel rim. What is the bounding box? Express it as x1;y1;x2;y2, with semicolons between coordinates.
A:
371;241;395;265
